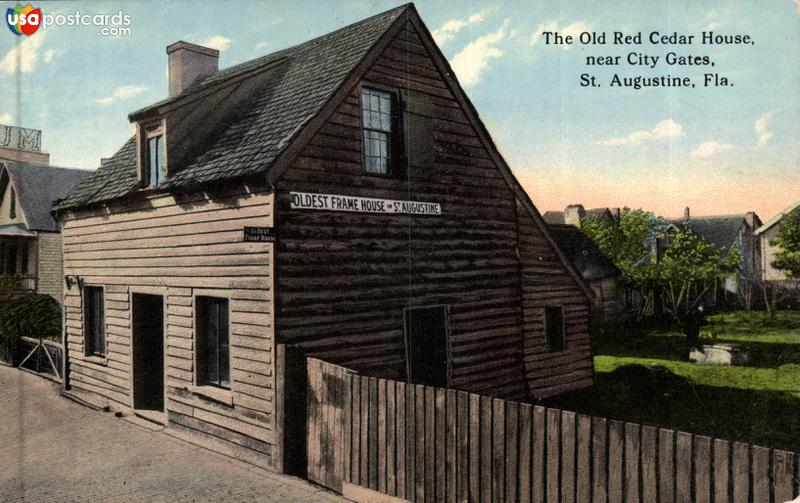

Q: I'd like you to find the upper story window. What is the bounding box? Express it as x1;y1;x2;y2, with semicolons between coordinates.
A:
145;129;166;187
9;187;16;219
361;87;394;175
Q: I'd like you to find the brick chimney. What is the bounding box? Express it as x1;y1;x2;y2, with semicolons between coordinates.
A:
564;204;586;227
684;207;690;220
167;41;219;97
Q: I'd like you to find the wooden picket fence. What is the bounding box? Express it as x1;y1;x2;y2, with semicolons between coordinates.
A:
306;357;799;503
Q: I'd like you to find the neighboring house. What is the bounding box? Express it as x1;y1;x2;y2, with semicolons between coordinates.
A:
0;127;91;303
53;5;595;471
668;208;762;295
543;204;620;228
548;224;637;321
756;199;800;284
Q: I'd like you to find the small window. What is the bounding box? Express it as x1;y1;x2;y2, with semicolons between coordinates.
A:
361;87;394;175
84;286;106;356
196;296;230;388
545;306;565;352
145;132;166;187
10;187;16;219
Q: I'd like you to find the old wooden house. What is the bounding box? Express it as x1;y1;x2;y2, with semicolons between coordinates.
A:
756;200;800;285
54;4;594;471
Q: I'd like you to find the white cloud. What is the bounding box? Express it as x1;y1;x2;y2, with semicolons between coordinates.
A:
43;49;56;64
691;141;733;157
755;110;775;147
95;85;148;106
0;32;48;74
432;8;492;46
451;21;509;88
199;35;231;52
0;113;11;124
256;41;269;50
530;20;589;48
597;119;684;146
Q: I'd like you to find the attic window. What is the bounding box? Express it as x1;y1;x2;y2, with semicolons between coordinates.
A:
361;87;395;175
144;127;166;187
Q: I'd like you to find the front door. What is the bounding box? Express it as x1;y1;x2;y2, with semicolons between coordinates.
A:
132;293;164;411
404;305;449;387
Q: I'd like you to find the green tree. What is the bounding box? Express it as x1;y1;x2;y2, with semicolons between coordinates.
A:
770;208;800;280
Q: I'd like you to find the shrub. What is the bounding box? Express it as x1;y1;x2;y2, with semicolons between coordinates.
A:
0;294;62;351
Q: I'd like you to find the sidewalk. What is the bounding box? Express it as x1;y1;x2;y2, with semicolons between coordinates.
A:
0;365;347;502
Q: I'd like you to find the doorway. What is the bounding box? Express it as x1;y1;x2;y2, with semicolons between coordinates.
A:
132;293;164;413
404;305;449;387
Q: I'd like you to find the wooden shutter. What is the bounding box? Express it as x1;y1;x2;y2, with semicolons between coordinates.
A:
402;90;435;170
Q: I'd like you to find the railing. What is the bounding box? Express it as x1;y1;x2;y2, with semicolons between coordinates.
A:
17;336;62;382
307;357;799;503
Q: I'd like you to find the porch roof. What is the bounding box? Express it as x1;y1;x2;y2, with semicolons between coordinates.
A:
0;224;37;238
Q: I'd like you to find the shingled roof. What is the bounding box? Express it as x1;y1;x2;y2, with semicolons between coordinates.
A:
2;161;91;231
669;215;747;253
547;224;619;281
54;4;408;211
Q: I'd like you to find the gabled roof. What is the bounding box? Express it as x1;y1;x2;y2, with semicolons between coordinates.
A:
756;200;800;235
2;161;91;232
548;224;619;281
668;215;747;253
54;4;409;212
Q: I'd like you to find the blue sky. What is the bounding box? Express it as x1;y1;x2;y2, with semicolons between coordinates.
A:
1;0;798;219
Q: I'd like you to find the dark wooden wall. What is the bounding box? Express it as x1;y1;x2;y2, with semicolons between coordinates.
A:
276;19;589;401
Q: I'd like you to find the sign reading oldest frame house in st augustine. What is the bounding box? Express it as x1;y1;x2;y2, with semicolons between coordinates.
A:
289;191;441;215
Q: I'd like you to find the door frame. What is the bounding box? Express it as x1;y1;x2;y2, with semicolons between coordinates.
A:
129;287;167;414
402;304;452;387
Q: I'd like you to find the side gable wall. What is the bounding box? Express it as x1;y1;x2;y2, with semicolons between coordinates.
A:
275;17;592;400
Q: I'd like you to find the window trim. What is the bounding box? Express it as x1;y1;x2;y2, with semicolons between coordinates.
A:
194;295;231;390
544;306;566;353
83;285;107;358
136;120;167;189
359;83;403;177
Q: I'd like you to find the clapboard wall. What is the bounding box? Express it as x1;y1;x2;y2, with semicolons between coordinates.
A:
275;18;532;400
60;183;276;467
516;201;594;398
275;18;589;401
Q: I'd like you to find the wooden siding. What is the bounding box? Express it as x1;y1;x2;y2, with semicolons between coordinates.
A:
276;20;591;401
61;183;276;468
275;20;529;400
516;200;593;398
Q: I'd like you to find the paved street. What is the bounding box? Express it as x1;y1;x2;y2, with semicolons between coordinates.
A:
0;365;347;502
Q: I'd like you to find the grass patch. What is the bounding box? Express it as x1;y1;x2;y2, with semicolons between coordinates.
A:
545;311;800;451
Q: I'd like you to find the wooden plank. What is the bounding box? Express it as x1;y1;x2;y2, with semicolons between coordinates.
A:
592;417;608;503
333;367;345;492
307;359;320;485
772;449;795;503
675;432;692;503
561;411;577;503
378;379;387;494
469;393;481;503
435;388;446;503
456;391;470;503
751;446;770;503
387;380;397;497
732;442;750;503
713;439;730;503
343;374;353;484
416;384;426;503
369;377;379;491
505;401;519;503
518;403;533;503
624;423;640;503
446;389;457;503
492;399;506;503
658;429;675;503
575;415;591;503
396;381;407;500
361;377;370;488
693;435;711;503
607;420;624;503
425;387;436;503
640;426;657;503
479;395;493;503
352;375;362;486
531;406;547;503
406;383;416;502
546;408;561;503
